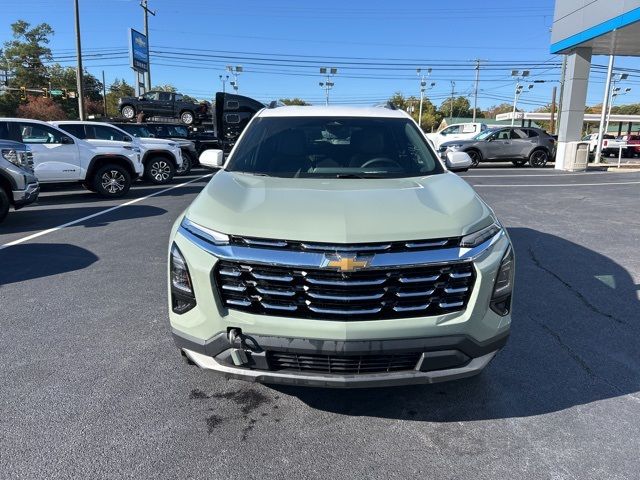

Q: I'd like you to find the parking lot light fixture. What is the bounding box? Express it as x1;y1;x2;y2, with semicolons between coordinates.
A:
417;67;434;128
319;67;337;105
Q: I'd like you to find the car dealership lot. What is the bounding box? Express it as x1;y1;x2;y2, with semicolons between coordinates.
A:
1;168;639;479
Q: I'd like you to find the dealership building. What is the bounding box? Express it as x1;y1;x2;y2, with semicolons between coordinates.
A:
551;0;640;169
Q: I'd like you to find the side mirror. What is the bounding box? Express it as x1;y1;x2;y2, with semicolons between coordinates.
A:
199;149;224;169
60;136;74;145
440;131;447;136
124;135;133;142
138;96;145;101
446;151;472;172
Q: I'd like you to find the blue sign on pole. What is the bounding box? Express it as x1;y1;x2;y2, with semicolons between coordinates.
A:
129;28;149;73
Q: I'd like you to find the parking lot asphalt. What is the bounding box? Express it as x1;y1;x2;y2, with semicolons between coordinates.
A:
1;166;639;479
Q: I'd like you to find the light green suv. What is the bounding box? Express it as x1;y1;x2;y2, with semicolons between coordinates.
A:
168;104;513;388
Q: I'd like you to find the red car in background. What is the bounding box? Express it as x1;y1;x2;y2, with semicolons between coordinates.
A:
620;134;640;157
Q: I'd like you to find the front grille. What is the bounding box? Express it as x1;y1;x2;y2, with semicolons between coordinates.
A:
267;351;421;374
228;235;460;252
215;260;475;320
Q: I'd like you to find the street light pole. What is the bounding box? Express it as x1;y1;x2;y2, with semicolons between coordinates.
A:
416;68;432;128
73;0;85;120
472;59;486;122
319;67;337;105
510;70;530;126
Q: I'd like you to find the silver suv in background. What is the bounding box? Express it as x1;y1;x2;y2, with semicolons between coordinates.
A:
439;127;556;168
0;140;39;223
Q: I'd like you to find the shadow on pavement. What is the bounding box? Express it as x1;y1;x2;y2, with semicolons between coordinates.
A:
273;228;640;420
0;205;167;236
0;243;99;286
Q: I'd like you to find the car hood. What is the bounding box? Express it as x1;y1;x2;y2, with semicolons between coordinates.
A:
184;171;493;243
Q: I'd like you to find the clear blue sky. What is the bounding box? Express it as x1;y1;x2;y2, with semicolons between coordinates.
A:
1;0;639;111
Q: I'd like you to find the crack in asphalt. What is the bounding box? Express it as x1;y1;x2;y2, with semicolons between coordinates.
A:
527;246;627;326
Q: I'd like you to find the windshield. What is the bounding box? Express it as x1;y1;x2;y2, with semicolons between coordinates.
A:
117;124;153;137
226;116;444;179
155;125;189;138
473;129;498;140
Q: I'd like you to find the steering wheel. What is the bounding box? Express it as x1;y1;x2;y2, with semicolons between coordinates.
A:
360;158;401;169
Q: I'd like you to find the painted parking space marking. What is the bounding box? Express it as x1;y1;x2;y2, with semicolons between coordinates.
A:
474;181;640;187
0;174;211;251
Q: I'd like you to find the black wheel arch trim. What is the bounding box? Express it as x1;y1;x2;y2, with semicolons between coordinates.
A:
0;169;18;191
142;150;178;167
87;155;136;179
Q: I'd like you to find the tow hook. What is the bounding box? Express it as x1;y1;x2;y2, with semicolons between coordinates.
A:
227;328;249;366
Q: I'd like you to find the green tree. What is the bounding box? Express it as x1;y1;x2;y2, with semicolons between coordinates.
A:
483;103;513;120
47;64;103;118
280;98;309;106
105;78;135;117
152;84;177;93
3;21;53;90
387;92;442;131
438;96;473;119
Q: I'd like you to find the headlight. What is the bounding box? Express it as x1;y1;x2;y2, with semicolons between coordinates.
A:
2;149;22;167
170;243;197;314
168;142;178;148
490;246;514;316
181;217;229;245
123;145;142;153
460;222;501;248
448;144;464;151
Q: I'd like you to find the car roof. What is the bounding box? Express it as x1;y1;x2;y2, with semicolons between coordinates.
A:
257;105;411;119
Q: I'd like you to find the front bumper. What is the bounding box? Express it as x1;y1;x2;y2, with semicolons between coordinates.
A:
12;182;40;209
174;330;508;388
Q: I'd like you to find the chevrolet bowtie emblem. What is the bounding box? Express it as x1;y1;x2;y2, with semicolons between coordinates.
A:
324;254;372;272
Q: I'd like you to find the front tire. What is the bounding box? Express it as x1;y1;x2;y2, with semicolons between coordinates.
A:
0;188;10;223
180;110;195;125
466;149;482;167
175;153;192;176
528;149;549;168
93;165;131;198
144;157;175;184
120;105;136;119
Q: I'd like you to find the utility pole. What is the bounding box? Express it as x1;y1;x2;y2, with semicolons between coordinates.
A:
594;55;615;164
472;59;486;123
319;67;337;106
550;86;557;134
449;81;456;120
416;68;434;129
140;0;155;91
74;0;85;120
102;70;107;116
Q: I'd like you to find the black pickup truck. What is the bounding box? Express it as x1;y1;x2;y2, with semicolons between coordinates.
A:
118;91;209;125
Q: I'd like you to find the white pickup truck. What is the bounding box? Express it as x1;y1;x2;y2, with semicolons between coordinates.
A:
52;121;183;185
582;133;627;158
426;122;488;149
0;118;143;197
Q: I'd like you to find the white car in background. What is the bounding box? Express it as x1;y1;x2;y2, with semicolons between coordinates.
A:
52;121;183;185
0;117;143;197
426;122;488;149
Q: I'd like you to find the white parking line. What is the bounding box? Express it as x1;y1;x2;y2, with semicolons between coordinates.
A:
474;181;640;187
0;174;211;250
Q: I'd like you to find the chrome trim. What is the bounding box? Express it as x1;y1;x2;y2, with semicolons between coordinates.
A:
221;284;246;292
444;286;468;294
262;302;298;311
405;240;449;248
439;301;464;309
307;291;385;301
241;238;289;247
307;305;382;315
393;303;430;312
301;243;392;252
398;275;440;283
219;268;242;277
178;223;505;269
396;289;435;298
255;287;296;297
251;272;294;282
449;271;472;279
305;277;387;286
226;299;252;307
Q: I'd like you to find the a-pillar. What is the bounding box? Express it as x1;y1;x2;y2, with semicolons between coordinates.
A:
556;47;592;170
